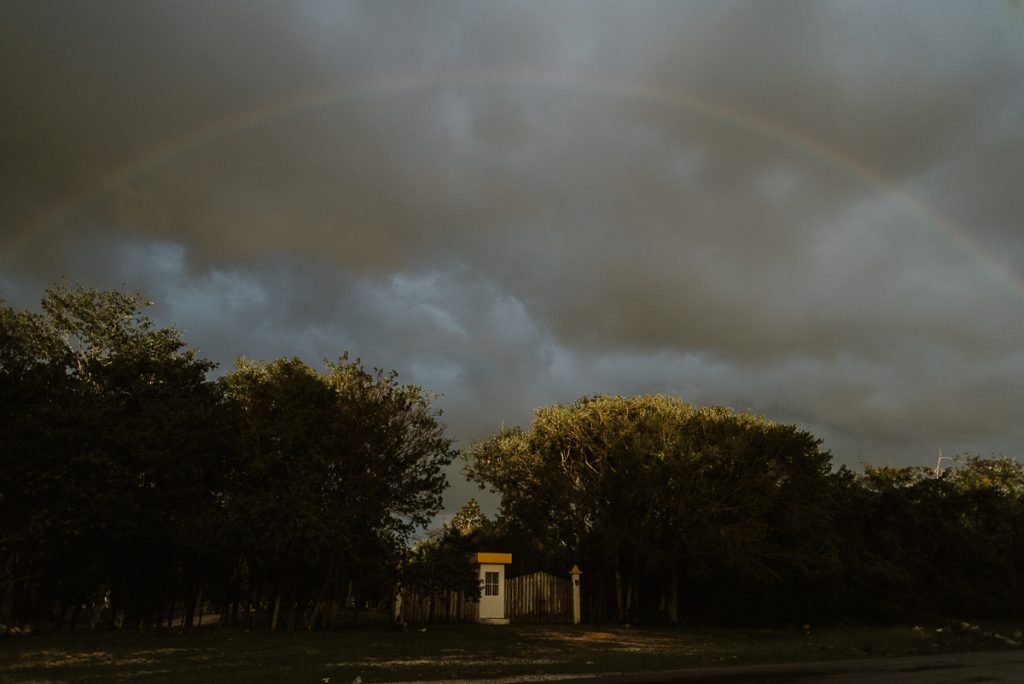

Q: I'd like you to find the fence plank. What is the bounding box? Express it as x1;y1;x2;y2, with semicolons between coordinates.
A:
506;571;571;624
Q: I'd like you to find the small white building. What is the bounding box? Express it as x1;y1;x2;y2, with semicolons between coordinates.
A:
473;552;511;624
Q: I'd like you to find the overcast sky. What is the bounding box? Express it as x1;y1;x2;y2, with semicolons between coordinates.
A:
3;1;1023;515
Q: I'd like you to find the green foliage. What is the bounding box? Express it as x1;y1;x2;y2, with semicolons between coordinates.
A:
1;284;457;632
220;354;455;548
464;395;868;624
399;537;481;601
493;400;1024;625
217;355;457;629
839;455;1024;620
1;284;224;629
5;283;1024;629
446;498;489;538
399;499;494;604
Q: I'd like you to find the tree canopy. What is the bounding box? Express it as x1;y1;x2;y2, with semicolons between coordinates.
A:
1;285;455;632
465;395;1024;624
3;283;1023;630
217;355;456;630
1;285;223;628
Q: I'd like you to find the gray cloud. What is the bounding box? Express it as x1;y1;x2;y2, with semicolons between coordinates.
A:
3;0;1023;514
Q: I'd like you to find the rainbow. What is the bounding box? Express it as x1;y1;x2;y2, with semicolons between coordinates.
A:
5;69;1022;299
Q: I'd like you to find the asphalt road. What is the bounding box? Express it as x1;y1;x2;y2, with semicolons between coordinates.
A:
554;649;1024;683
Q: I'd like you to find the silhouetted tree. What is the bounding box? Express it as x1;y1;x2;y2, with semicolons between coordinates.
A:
218;355;457;630
466;395;842;624
0;284;223;629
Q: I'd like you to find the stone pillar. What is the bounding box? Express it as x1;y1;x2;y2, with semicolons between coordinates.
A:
569;564;582;625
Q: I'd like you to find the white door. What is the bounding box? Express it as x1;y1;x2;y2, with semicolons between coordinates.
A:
478;564;505;619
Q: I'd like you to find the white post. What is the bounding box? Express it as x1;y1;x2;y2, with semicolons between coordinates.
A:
569;565;582;625
393;584;403;624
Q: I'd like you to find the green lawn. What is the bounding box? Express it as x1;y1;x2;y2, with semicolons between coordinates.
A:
1;621;1022;683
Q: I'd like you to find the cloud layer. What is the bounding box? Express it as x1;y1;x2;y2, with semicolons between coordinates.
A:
3;1;1023;513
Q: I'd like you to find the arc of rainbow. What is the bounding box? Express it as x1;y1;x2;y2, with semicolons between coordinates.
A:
5;69;1021;300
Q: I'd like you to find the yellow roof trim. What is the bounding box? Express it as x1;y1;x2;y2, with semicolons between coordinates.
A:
473;552;512;565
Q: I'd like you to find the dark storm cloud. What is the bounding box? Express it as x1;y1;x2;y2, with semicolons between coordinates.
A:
2;1;1023;510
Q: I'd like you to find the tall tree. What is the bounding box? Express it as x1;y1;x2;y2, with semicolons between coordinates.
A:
465;395;839;624
845;456;1024;619
0;284;223;629
219;355;457;630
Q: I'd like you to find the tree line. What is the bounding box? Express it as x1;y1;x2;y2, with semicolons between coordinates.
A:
463;395;1024;624
1;285;454;631
2;285;1023;631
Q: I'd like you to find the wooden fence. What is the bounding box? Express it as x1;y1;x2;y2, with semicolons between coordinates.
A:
506;571;571;624
397;589;478;624
398;571;574;625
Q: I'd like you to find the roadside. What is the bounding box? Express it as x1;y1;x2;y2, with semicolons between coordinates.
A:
551;649;1024;684
1;621;1022;683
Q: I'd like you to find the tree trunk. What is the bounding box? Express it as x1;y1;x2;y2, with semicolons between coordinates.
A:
221;556;240;627
108;590;120;629
269;583;282;631
667;562;679;625
0;551;14;626
169;563;182;628
241;571;253;628
56;602;68;630
346;579;361;624
614;567;624;622
307;567;332;631
189;580;204;627
181;579;193;628
285;601;296;633
284;574;299;633
329;598;340;629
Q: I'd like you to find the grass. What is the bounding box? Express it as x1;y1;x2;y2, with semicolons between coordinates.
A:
1;620;1022;683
